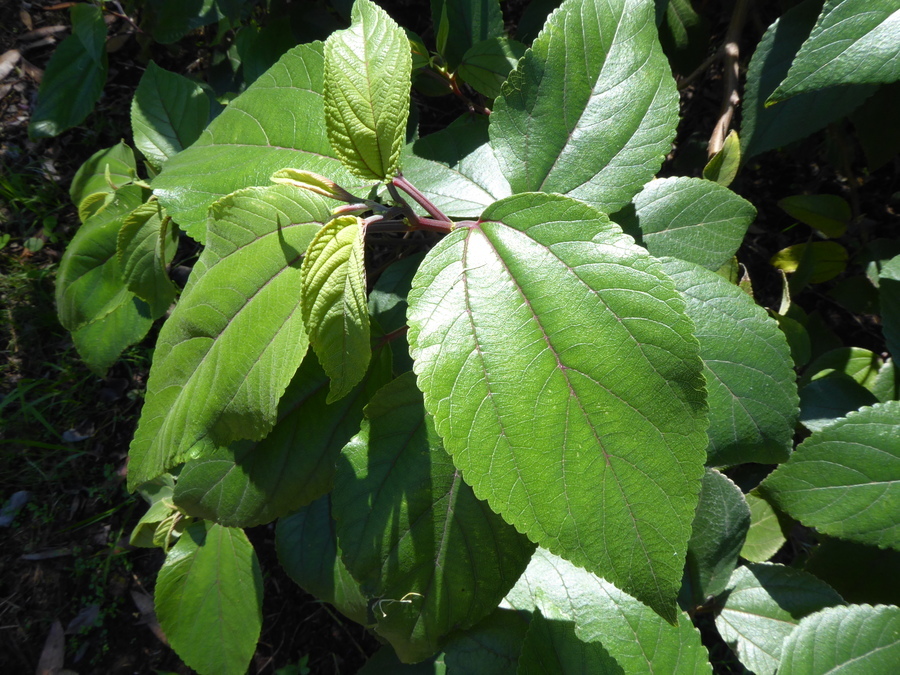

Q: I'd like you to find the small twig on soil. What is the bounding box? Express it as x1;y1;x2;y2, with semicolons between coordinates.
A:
708;0;751;157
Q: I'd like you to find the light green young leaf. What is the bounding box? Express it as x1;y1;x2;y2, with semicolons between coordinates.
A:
739;491;789;563
801;347;883;390
407;193;708;621
778;604;900;674
152;43;353;239
155;521;263;675
517;611;621;674
504;548;712;673
632;178;757;271
28;4;108;139
659;258;797;466
301;215;370;403
681;469;751;607
71;296;153;376
741;0;876;160
715;563;845;675
769;0;900;104
69;142;136;212
173;346;392;528
324;0;412;180
881;255;900;361
402;115;511;218
489;0;679;214
760;400;900;550
117;200;178;319
458;38;527;99
127;185;333;490
276;495;369;626
131;61;209;169
702;130;741;186
432;0;505;69
333;373;535;662
56;185;147;332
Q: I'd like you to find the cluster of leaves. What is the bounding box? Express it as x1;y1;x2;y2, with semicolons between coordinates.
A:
52;0;900;673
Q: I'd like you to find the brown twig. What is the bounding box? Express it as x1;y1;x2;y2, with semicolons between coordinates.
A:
708;0;751;157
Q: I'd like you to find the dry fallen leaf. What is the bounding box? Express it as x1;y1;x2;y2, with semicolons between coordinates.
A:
36;619;65;675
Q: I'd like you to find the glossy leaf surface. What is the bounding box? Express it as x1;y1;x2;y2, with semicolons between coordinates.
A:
333;373;535;662
770;0;900;103
409;192;708;620
633;178;756;271
489;0;679;214
760;401;900;550
131;61;209;169
660;258;797;466
127;185;332;489
715;563;845;675
155;521;263;675
778;604;900;674
505;548;712;673
324;0;411;180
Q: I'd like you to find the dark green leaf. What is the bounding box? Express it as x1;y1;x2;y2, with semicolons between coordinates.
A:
881;254;900;361
800;347;883;390
333;373;535;662
458;38;527;99
432;0;504;69
117;200;178;318
805;537;900;606
518;611;622;674
798;373;879;432
442;607;529;675
29;4;108;139
131;62;210;169
771;241;848;284
740;0;876;160
777;194;851;238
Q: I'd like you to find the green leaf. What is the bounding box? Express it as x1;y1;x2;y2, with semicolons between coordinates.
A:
739;491;790;563
301;215;370;403
146;0;231;44
769;0;900;104
28;4;108;139
777;194;851;238
872;359;898;403
324;0;412;180
771;241;848;284
801;347;883;390
155;521;263;675
681;469;751;607
659;258;798;466
152;43;353;239
740;0;877;160
805;537;900;606
702;130;741;186
489;0;679;214
432;0;505;69
131;62;210;170
402;115;511;219
127;185;332;490
881;255;900;361
458;38;527;99
852;82;900;170
442;607;529;674
798;373;879;432
518;611;621;674
778;604;900;674
657;0;711;75
276;495;369;626
760;401;900;550
633;178;756;271
71;296;153;376
407;193;708;621
332;373;535;662
56;185;147;332
505;548;712;673
117;201;178;319
715;563;845;675
69;142;136;212
173;346;392;527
